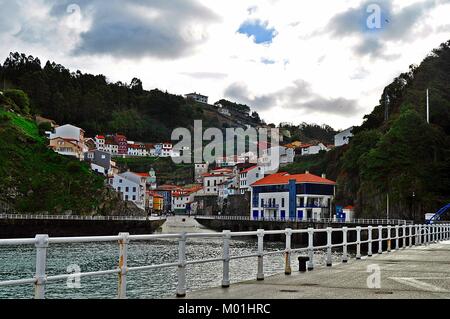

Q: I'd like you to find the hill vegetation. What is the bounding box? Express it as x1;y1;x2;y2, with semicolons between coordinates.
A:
0;92;128;214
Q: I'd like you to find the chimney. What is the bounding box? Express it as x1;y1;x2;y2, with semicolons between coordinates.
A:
322;173;327;179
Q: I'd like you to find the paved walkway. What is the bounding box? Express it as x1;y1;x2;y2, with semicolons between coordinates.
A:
187;241;450;299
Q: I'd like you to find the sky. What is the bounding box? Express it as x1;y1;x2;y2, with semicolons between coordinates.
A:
1;0;450;130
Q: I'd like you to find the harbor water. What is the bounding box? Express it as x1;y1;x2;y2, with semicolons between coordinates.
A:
0;217;338;299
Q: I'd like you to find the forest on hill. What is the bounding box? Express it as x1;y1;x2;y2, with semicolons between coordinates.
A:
0;53;265;143
286;40;450;221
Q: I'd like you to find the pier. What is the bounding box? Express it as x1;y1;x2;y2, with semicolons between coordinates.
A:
0;222;448;299
187;241;450;299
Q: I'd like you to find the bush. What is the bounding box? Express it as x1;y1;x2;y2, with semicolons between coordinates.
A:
38;122;52;136
3;89;30;114
66;161;81;174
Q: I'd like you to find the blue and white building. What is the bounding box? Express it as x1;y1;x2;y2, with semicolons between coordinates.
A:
250;172;336;221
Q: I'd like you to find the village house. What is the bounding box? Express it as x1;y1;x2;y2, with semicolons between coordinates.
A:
202;168;234;195
239;165;265;194
127;142;147;157
172;185;203;214
110;172;147;210
84;150;118;177
300;143;329;156
147;191;164;213
49;124;86;160
335;127;354;147
250;172;336;221
185;92;208;104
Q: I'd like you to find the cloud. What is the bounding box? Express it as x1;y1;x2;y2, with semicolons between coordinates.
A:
325;0;449;59
180;72;228;80
47;0;219;59
224;80;359;116
237;19;278;44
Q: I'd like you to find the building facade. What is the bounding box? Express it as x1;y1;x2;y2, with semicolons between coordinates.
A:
334;127;354;147
250;172;336;221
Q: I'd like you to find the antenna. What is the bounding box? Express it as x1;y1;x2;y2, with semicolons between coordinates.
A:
426;89;430;124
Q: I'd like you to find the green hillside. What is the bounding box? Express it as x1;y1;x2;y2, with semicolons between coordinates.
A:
0;93;119;214
291;40;450;221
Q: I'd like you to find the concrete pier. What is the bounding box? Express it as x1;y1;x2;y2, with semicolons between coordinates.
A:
186;241;450;299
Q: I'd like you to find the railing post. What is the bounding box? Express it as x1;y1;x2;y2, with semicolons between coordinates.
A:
415;225;419;246
222;230;231;288
285;228;292;275
378;226;383;254
356;226;361;260
427;224;431;245
395;225;400;250
117;232;129;299
307;228;314;271
342;227;348;263
257;229;265;281
176;233;187;297
387;226;392;252
417;225;422;245
34;235;49;299
402;225;407;249
326;227;333;266
367;226;373;257
408;225;413;248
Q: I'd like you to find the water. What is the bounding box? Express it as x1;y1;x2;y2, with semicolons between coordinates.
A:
0;217;337;299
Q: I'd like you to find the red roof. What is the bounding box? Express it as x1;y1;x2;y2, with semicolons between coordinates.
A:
252;172;336;186
240;166;258;174
147;191;163;198
344;205;355;210
136;173;150;177
96;135;105;139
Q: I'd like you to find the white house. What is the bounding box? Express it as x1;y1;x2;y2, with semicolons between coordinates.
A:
195;163;209;183
95;135;105;151
185;92;208;104
250;172;336;221
50;124;84;143
239;166;265;194
335;127;354;147
155;143;173;157
300;143;329;156
110;172;147;210
127;143;148;157
203;169;234;195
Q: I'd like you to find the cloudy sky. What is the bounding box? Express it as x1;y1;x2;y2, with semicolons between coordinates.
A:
1;0;450;130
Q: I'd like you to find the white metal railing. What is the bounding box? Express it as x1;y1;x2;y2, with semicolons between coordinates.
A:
0;214;166;222
195;215;411;225
0;223;448;299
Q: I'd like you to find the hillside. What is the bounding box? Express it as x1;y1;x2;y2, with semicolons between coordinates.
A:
0;53;265;143
294;40;450;221
0;93;132;215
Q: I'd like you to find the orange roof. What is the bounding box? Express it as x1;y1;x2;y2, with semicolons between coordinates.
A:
96;135;105;139
136;173;150;177
147;191;163;198
252;172;336;186
344;205;355;210
240;166;258;174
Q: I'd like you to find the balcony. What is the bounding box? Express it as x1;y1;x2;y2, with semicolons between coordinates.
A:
263;204;280;209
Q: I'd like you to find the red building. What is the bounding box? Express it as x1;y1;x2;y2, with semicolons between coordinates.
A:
114;134;128;155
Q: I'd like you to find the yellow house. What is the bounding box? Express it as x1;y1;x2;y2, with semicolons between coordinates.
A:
49;137;84;160
147;191;164;212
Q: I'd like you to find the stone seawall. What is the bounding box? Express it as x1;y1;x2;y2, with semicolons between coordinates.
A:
0;218;166;238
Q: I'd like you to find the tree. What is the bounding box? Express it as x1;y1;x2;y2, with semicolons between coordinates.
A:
3;89;30;114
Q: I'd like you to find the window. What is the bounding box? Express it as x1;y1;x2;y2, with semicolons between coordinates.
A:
119;179;123;184
118;187;121;192
207;180;211;187
261;199;264;207
132;196;136;201
133;187;137;193
126;187;129;192
125;195;129;201
282;198;285;208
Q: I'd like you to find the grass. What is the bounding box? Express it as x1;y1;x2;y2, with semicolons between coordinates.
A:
0;108;106;214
